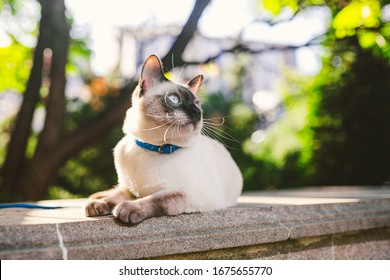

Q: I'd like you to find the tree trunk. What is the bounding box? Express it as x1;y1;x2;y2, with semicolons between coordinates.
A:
1;0;50;200
1;0;69;201
162;0;211;68
20;0;69;200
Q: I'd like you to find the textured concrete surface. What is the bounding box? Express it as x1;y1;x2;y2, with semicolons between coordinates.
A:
0;186;389;259
158;228;390;260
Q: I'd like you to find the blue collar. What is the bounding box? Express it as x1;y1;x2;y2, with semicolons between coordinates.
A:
134;139;182;154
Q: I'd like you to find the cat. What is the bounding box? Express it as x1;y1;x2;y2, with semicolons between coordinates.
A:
84;54;243;224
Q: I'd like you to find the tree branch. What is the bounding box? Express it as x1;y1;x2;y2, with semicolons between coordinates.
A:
161;0;211;69
182;33;325;65
58;81;136;162
256;0;329;26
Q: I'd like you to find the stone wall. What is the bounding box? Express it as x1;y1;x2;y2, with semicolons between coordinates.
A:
0;186;389;259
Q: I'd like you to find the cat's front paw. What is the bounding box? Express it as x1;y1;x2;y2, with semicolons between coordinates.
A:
84;200;112;217
112;201;148;224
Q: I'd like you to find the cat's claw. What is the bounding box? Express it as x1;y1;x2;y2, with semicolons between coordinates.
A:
84;200;111;217
113;201;148;224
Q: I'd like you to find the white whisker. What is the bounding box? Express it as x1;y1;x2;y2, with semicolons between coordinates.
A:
203;117;225;126
146;113;172;118
178;65;185;81
174;121;182;141
203;132;239;151
203;119;236;135
201;124;240;151
163;121;177;143
202;123;241;144
139;120;173;132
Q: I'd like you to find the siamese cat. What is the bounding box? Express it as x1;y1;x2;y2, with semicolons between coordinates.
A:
84;54;243;224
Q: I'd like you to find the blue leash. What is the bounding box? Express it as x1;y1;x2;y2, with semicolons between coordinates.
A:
0;203;76;209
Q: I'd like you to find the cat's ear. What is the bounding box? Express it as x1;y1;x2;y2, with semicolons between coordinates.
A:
186;75;204;96
139;55;165;94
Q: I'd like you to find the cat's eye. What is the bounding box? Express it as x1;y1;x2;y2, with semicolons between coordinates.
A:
168;94;180;104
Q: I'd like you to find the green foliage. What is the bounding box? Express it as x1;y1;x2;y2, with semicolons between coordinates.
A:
261;0;300;15
48;185;83;199
306;40;390;184
51;95;122;198
67;38;92;75
261;0;390;60
0;0;37;93
0;0;91;93
332;1;381;33
331;0;390;61
0;40;31;92
55;128;120;197
248;0;390;188
242;0;390;188
242;73;314;190
305;1;390;185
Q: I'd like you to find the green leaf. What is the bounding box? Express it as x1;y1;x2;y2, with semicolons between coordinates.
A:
332;0;381;38
358;30;378;48
0;40;32;93
262;0;301;15
262;0;282;15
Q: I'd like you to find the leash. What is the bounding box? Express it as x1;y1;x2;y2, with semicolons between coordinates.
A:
0;203;80;209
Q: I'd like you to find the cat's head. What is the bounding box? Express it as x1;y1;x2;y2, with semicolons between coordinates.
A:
123;55;204;147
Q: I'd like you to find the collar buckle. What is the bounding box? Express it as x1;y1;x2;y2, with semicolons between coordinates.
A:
159;144;174;154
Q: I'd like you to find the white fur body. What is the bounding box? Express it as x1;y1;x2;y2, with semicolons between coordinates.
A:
114;133;243;212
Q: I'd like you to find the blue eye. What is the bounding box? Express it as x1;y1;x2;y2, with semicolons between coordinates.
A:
168;94;180;104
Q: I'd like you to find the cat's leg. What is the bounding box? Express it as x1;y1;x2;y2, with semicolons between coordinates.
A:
112;190;189;224
84;186;134;217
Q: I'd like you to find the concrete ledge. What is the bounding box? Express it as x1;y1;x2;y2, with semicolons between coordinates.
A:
0;186;389;259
